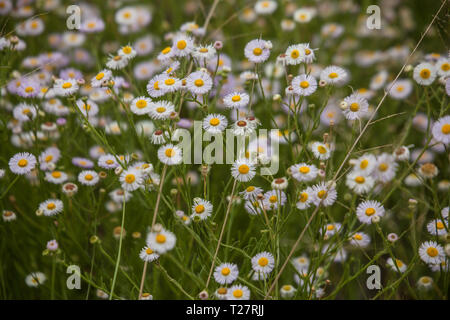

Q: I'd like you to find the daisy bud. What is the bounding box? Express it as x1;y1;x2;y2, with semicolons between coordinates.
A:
339;101;348;110
132;232;141;239
387;233;398;243
371;215;381;224
62;182;78;196
344;193;352;201
319;79;327;87
404;64;413;72
201;164;210;177
152;223;163;233
113;226;125;239
323;133;329;143
408;198;418;210
348;159;357;166
318;169;326;178
175;210;184;218
287;74;293;82
114;166;123;175
264;40;273;50
38;110;45;117
323;234;329;241
77;78;85;85
90;235;99;244
47;162;56;171
12;70;21;79
308;104;315;109
445;244;450;257
99;172;107;179
169;112;179;120
199;290;209;300
170;188;178;196
9;36;19;45
222;66;231;73
273;94;281;101
214;41;223;50
36;209;43;216
256;193;264;200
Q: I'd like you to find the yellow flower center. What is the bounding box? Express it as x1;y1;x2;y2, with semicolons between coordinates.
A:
305;48;311;55
122;46;132;54
441;63;450;71
436;221;444;229
269;195;277;203
379;163;388;172
300;81;309;88
195;205;205;213
299;166;310;174
51;171;61;178
136;99;147;109
162;47;171;54
164;78;175;86
360;159;368;169
25;86;34;93
258;257;269;266
299;192;308;202
62;82;72;89
146;248;153;255
217;287;227;294
365;208;375;216
419;69;430;79
246;186;255;192
177;40;187;50
209;118;220;126
350;103;359;112
238;164;249;174
317;190;327;199
18;159;28;167
106;160;114;165
156;107;166;113
231;95;241;102
85;174;93;181
329;72;338;79
47;203;56;210
253;47;262;56
317;145;327;154
194;79;204;87
199;48;208;53
125;174;135;183
165;148;174;157
395;259;403;267
441;124;450;134
327;225;335;230
426;247;438;257
291;50;299;59
233;289;243;298
353;234;362;241
355;176;365;184
221;267;230;276
156;234;166;244
96;72;104;80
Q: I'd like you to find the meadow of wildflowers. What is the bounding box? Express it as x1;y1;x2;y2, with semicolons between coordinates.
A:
0;0;449;302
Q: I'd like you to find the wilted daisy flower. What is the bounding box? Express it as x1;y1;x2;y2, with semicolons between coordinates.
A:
320;65;347;85
91;69;112;88
227;284;250;300
418;162;439;179
413;62;436;86
231;158;256;182
148;100;175;120
157;144;183;165
349;232;371;248
431;115;450;145
39;199;63;216
417;276;433;290
244;39;271;64
150;129;169;145
291;74;317;96
345;171;374;195
25;272;46;287
191;198;213;220
78;170;100;186
374;153;398;183
146;229;176;254
387;258;407;273
271;177;288;190
172;33;194;57
214;263;239;285
291;163;318;182
203;114;228;134
311;182;337;207
342;93;369;120
45;171;68;184
120;168;143;192
186;70;213;95
419;241;445;264
9;152;36;175
427;219;448;236
223;92;250;109
139;246;159;262
263;190;287;210
310;142;331;160
296;188;313;210
393;146;410;161
356;200;385;224
2;210;17;222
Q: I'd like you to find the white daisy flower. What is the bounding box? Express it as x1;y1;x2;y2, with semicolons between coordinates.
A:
254;1;277;15
291;74;317;96
191;198;213;220
2;210;17;222
356;200;385;224
54;78;79;96
386;79;413;100
296;188;313;210
172;33;194;57
374;153;398;183
310;142;331;160
419;241;445;265
78;170;100;186
231;158;256;182
157;46;175;61
290;163;318;182
413;62;436;86
352;153;377;175
431;115;450;145
223;92;250;109
130;96;152;115
320;65;348;85
342;93;369;120
91;69;112;88
252;251;274;274
45;171;68;184
139;246;159;262
227;284;250;300
192;44;216;61
118;45;136;60
345;171;374;195
370;70;389;91
387;258;407;273
9;152;36;175
349;232;371;248
280;284;296;299
39;199;63;216
435;58;450;77
146;229;176;254
147;74;169;98
106;54;129;70
293;7;316;23
203;114;228;134
263;189;287;210
213;263;239;285
426;219;448;237
120;168;143;192
115;7;138;25
186;70;213;95
13;103;37;122
417;276;433;290
311;182;337;207
150;129;169;145
157;144;183;165
76;99;99;117
239;186;263;201
25;272;47;287
98;154;119;169
323;223;342;237
159;76;181;93
148;100;175;120
244;39;271;64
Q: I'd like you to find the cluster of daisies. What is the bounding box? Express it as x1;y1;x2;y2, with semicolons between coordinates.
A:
1;0;449;300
